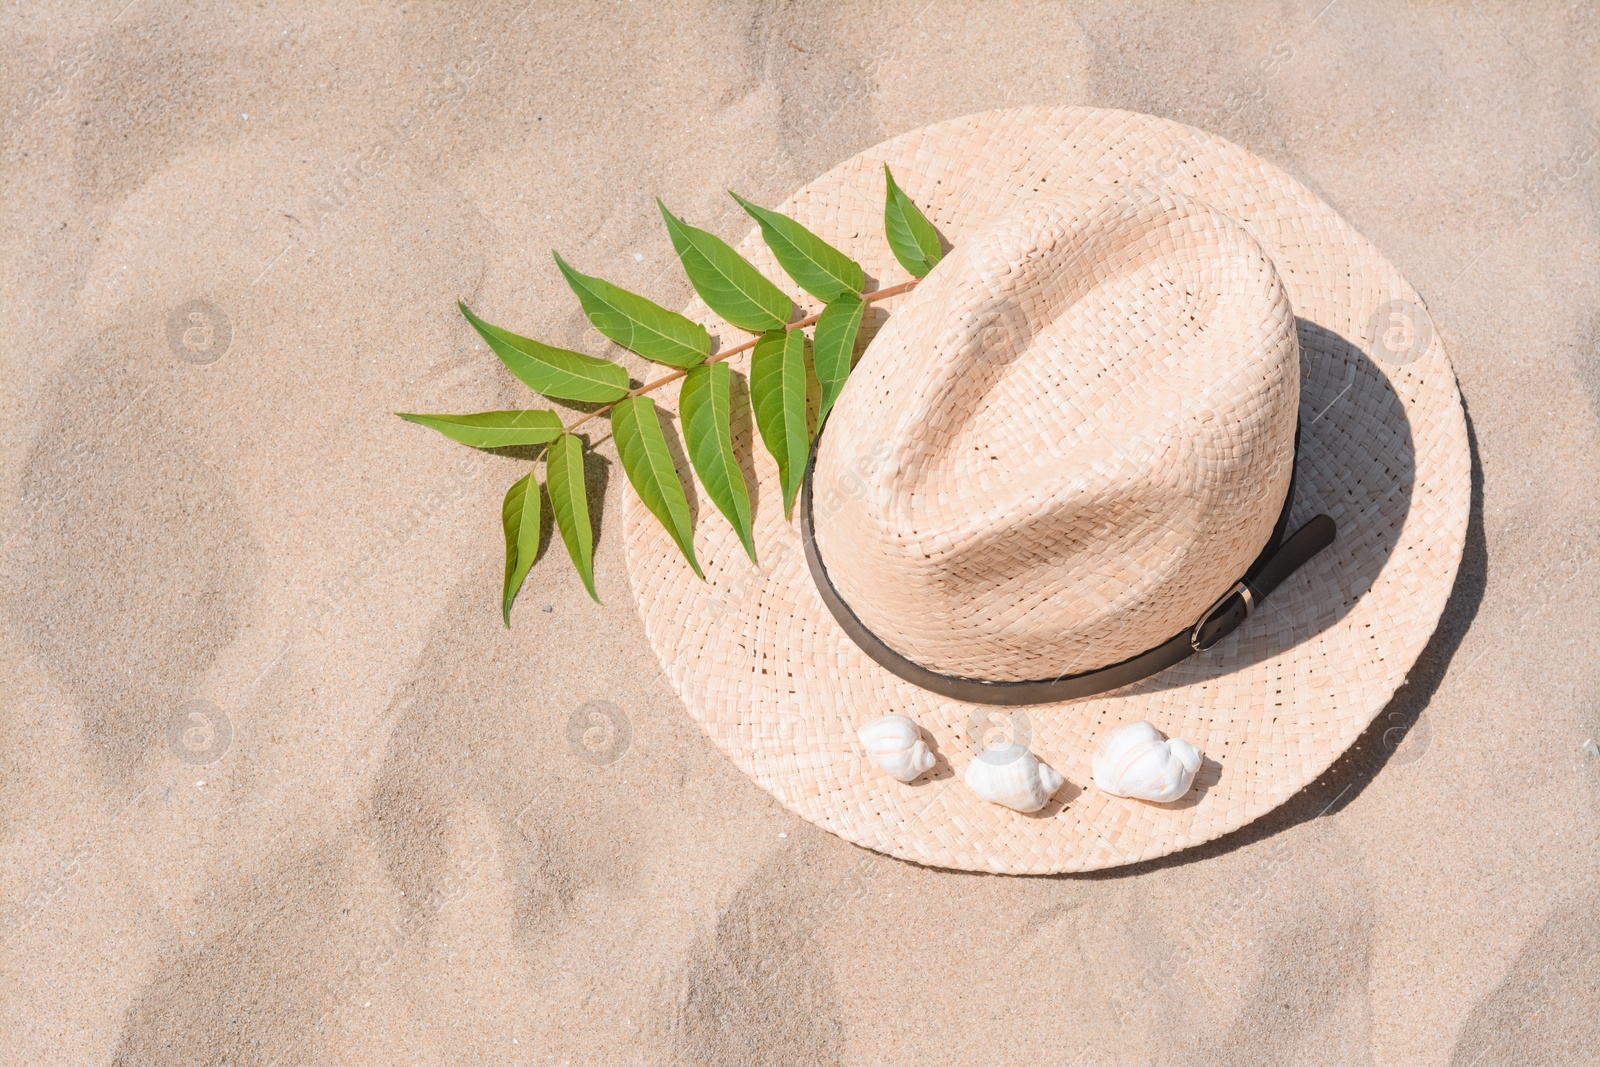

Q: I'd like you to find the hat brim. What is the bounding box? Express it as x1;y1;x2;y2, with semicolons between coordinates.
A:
622;107;1469;874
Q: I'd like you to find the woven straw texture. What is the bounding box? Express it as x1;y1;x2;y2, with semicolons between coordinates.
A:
622;107;1470;874
815;185;1301;680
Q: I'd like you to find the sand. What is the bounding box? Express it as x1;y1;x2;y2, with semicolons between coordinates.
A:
2;2;1598;1064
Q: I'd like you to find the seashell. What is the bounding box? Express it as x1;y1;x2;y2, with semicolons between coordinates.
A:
963;743;1065;813
857;714;936;783
1092;721;1203;802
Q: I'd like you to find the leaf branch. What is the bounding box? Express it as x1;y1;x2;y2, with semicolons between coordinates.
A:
561;276;921;435
400;166;947;622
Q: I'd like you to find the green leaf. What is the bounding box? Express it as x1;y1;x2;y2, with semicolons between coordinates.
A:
883;165;944;277
681;361;755;562
729;192;864;304
552;252;710;369
658;200;792;333
459;301;630;403
545;433;598;602
501;472;543;626
750;328;811;519
611;396;702;577
395;409;563;449
811;294;865;425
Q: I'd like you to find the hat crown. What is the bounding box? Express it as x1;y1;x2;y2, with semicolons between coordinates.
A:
812;185;1300;681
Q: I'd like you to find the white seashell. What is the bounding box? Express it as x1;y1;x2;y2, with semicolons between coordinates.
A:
1092;721;1203;802
963;743;1065;813
857;714;936;783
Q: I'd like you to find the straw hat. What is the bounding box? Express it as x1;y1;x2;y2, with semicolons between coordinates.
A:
623;107;1469;874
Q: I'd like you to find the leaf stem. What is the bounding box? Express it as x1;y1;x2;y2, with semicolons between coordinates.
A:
562;277;921;435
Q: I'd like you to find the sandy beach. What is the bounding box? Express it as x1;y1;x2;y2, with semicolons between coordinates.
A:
3;2;1599;1063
